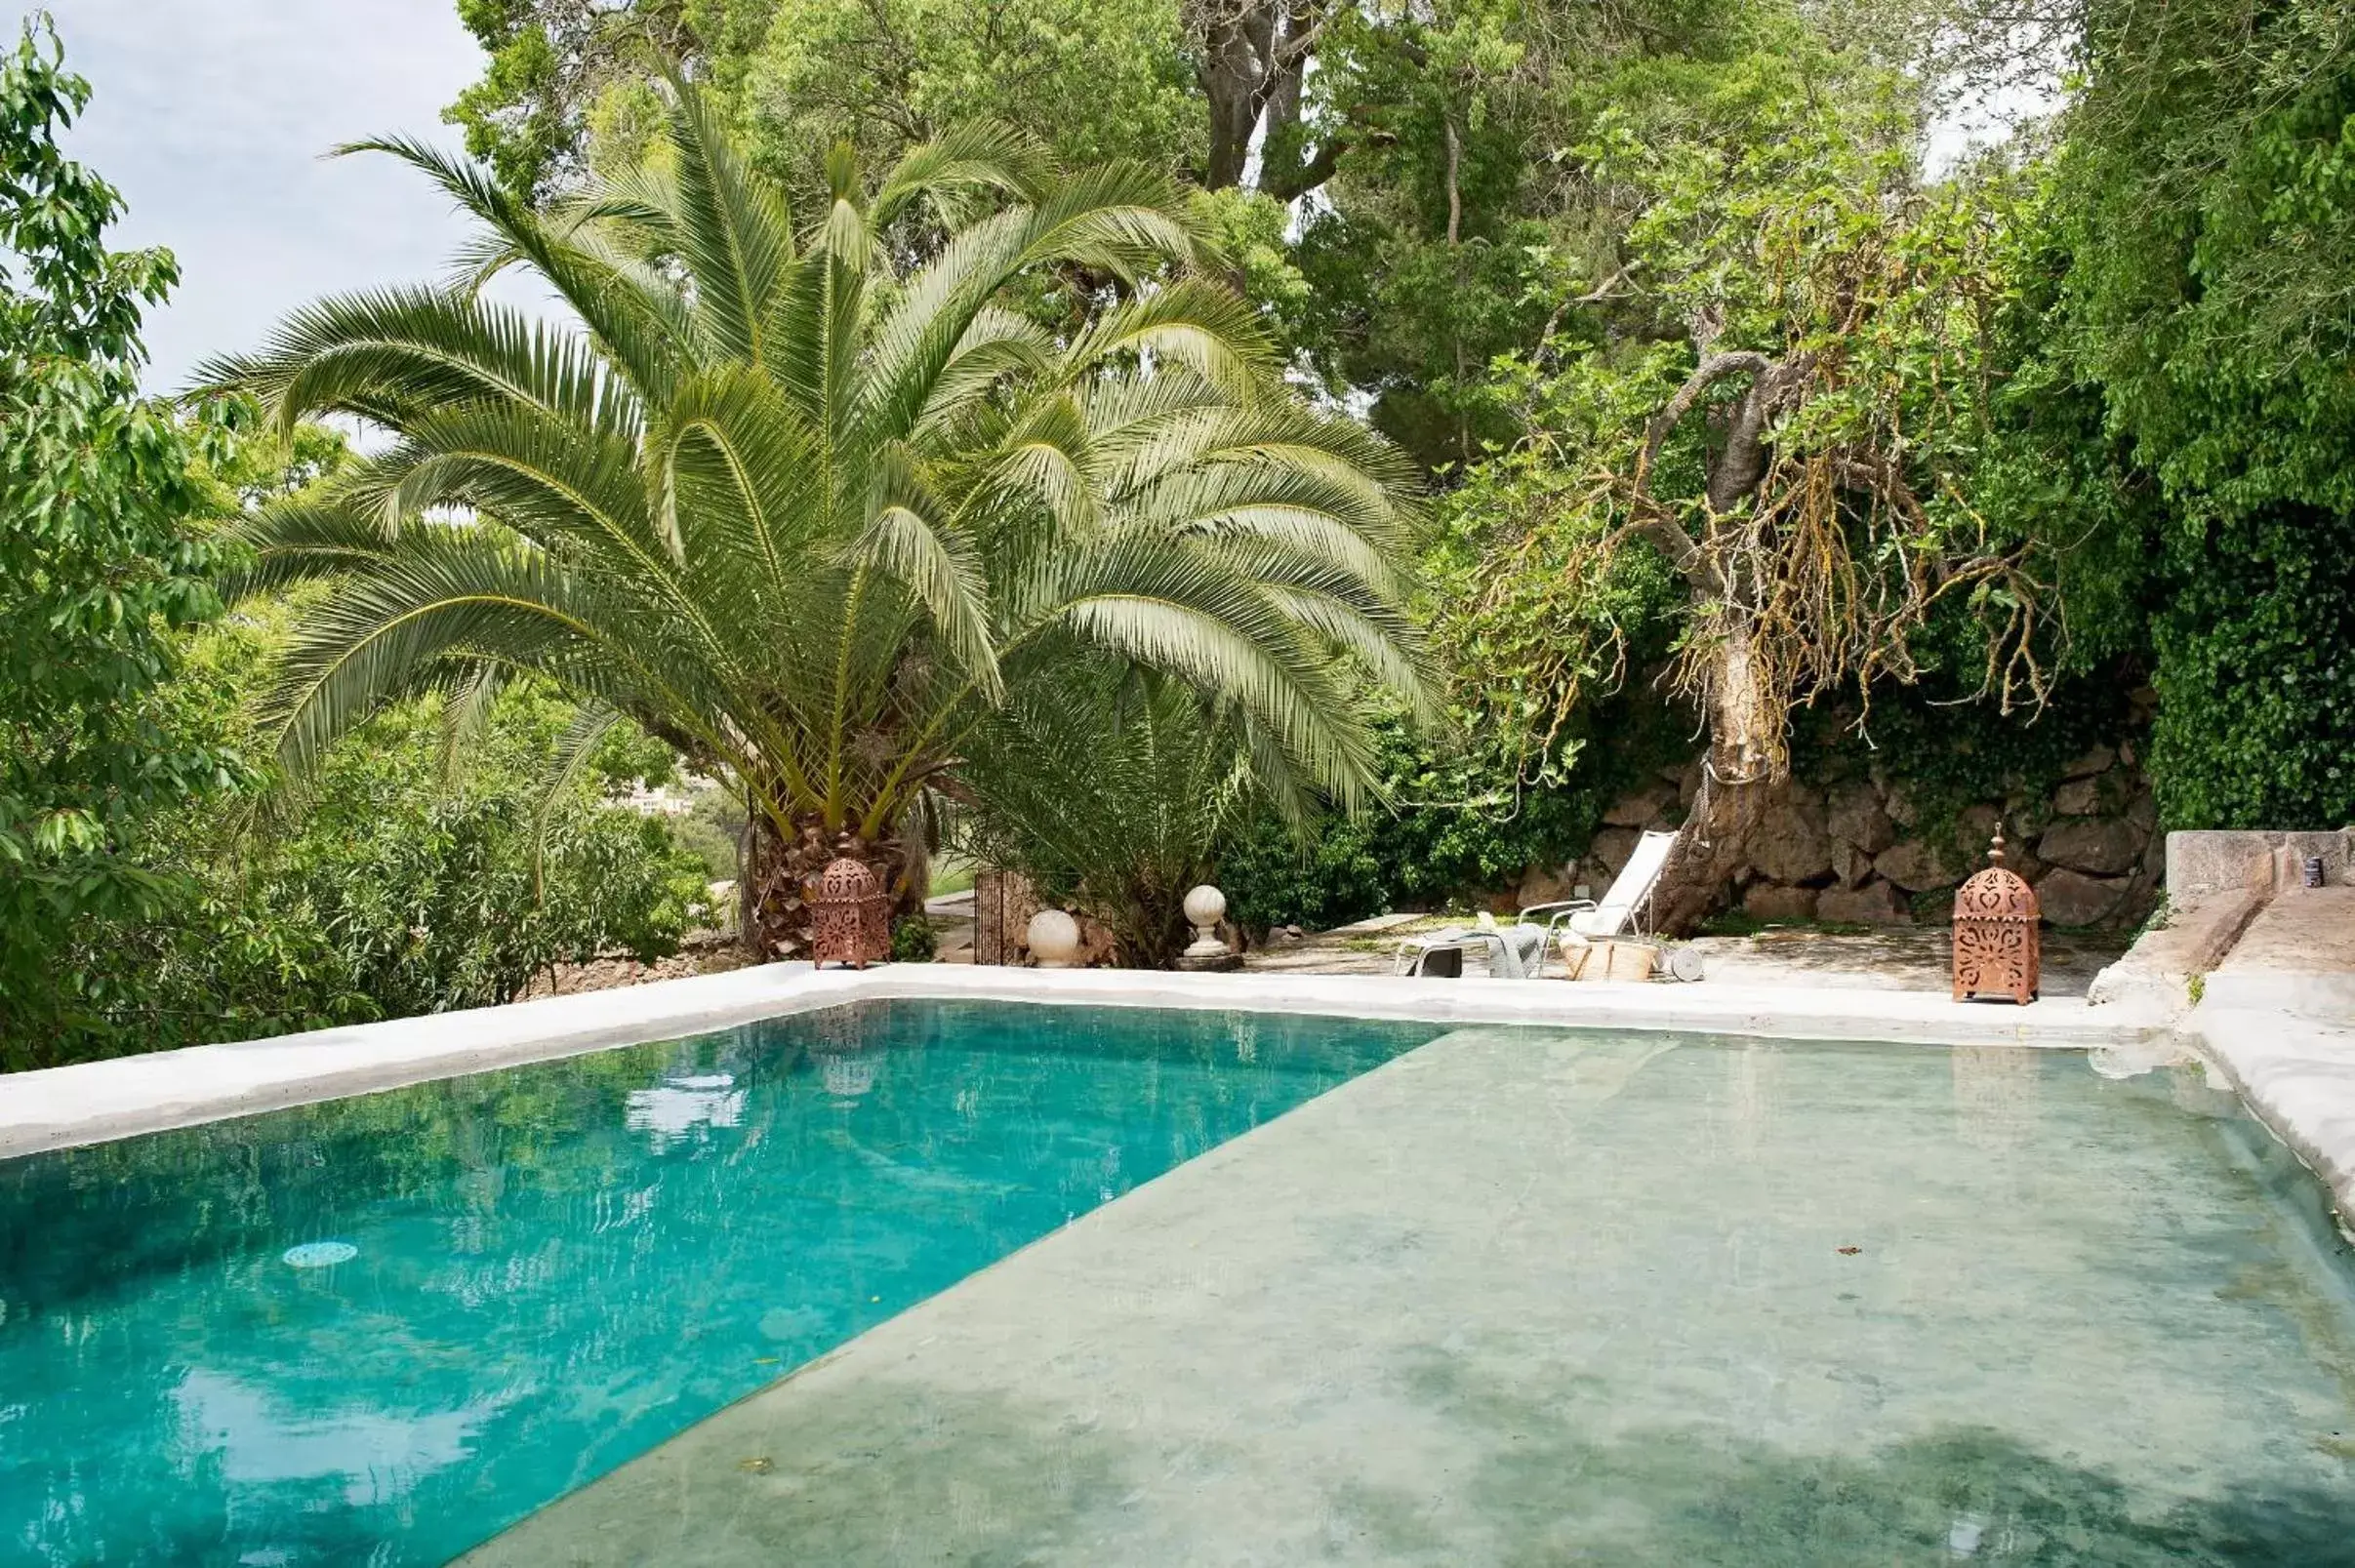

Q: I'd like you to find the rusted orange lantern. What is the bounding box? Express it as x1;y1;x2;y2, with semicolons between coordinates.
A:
1952;830;2040;1004
810;856;890;969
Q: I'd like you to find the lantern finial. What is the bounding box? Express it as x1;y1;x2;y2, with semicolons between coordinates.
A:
1987;827;2006;865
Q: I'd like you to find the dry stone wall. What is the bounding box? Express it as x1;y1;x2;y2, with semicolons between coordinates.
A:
1535;741;2166;929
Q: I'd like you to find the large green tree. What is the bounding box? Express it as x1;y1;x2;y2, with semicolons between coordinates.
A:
207;75;1429;958
449;0;1199;198
2049;0;2355;827
1437;46;2078;926
0;17;241;1050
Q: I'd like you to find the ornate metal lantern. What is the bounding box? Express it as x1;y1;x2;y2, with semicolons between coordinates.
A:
810;856;890;969
1952;831;2040;1005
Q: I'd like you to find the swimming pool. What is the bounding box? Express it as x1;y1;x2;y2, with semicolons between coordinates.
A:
471;1025;2355;1567
0;1001;1440;1566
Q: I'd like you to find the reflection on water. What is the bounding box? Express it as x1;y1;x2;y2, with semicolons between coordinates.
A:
0;1001;1435;1567
623;1072;746;1146
1950;1043;2044;1152
171;1370;507;1508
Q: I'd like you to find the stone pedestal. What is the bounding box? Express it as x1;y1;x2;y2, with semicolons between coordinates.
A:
1176;884;1238;971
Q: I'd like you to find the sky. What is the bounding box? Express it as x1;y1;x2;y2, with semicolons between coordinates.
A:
49;0;501;391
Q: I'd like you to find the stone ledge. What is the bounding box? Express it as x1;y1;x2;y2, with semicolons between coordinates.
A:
2168;828;2352;903
2194;1007;2355;1235
2085;887;2265;1013
0;965;2172;1160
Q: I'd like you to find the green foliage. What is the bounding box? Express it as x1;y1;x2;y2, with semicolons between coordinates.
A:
957;664;1258;966
228;696;705;1022
447;0;1198;196
2148;507;2355;828
446;0;693;196
734;0;1198;179
1284;0;1772;465
206;79;1429;958
2044;0;2355;828
0;19;243;1049
25;601;711;1068
1216;691;1685;934
889;912;937;962
668;783;746;884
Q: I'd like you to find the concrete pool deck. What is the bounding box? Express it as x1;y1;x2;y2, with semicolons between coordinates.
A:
0;964;2176;1160
2190;886;2355;1236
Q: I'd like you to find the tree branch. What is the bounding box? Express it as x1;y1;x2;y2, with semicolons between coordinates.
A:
1442;115;1462;247
1259;132;1351;200
1606;511;1712;587
1634;350;1773;499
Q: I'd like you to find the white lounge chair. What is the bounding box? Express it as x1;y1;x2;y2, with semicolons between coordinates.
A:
1392;913;1549;979
1521;828;1682;948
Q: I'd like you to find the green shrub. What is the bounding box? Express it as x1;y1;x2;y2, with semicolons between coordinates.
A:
1216;696;1685;935
49;679;711;1065
890;915;938;963
2150;507;2355;828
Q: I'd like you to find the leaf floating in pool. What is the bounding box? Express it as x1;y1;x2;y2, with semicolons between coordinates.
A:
281;1241;358;1269
1837;1246;1862;1256
739;1457;775;1474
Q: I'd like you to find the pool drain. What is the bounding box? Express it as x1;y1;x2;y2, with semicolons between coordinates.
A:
281;1241;358;1268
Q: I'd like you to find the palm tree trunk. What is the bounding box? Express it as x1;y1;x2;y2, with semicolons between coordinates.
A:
743;815;829;959
743;813;915;961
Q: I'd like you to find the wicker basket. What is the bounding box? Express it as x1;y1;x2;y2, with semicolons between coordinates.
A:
1560;940;1656;983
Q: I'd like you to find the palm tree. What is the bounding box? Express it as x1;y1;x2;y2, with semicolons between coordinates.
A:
956;661;1262;967
202;75;1430;957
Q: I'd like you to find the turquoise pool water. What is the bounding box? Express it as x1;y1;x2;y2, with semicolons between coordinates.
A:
0;1001;1440;1566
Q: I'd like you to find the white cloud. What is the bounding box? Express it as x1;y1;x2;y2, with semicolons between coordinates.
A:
48;1;504;390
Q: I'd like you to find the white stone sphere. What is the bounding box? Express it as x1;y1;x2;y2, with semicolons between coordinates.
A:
1027;907;1081;967
1183;884;1227;930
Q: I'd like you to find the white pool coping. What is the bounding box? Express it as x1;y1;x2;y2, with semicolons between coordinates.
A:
0;963;2174;1160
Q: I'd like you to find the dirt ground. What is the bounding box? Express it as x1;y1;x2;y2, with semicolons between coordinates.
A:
534;896;2131;1002
520;932;752;998
914;895;2132;997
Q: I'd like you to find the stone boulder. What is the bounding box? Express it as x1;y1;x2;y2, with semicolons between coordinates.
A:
2034;867;2127;927
1833;845;1876;888
2061;744;2117;780
2037;817;2143;876
2051;775;2102;817
1876;836;1968;892
1587;826;1640;882
1742;884;1818;923
1750;787;1833;886
1826;784;1896;855
1817;879;1912;924
1517;863;1576;909
1602;782;1677;828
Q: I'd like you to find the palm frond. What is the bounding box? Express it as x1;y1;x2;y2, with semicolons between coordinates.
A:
658;69;796;369
218;495;402;602
194;286;636;442
334;134;693;401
